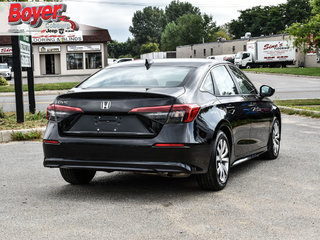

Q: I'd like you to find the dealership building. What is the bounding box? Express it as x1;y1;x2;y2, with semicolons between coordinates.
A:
0;24;111;77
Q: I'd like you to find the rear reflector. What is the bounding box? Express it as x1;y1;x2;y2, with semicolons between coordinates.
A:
154;143;185;147
47;104;83;121
43;140;60;144
129;104;200;124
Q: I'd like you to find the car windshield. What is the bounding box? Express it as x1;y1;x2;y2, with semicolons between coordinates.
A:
0;64;8;69
79;66;193;88
235;53;242;59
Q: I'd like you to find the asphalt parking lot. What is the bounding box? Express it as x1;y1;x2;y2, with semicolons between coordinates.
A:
0;114;319;239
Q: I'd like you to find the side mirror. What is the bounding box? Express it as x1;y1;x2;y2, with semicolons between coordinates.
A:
260;85;275;98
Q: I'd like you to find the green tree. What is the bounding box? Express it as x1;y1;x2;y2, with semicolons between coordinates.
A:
228;6;286;38
140;42;160;54
227;0;311;39
287;0;320;52
165;0;200;24
161;13;218;51
176;14;204;46
161;22;180;51
129;6;166;45
202;13;220;42
215;30;231;40
108;38;140;59
285;0;311;26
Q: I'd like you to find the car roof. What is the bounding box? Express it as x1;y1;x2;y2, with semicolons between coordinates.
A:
107;58;228;68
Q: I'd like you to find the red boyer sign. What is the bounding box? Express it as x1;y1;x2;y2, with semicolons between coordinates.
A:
8;3;78;30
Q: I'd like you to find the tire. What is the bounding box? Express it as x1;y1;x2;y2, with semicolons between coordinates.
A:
246;65;251;69
59;168;96;185
197;131;231;191
261;119;281;160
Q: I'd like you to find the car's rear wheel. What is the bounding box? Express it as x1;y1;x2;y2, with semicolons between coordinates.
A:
261;119;281;160
197;131;230;191
59;168;96;185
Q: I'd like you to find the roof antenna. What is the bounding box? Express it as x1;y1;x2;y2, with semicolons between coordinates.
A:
145;59;153;70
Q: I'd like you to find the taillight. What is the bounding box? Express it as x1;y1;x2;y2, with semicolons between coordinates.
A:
129;104;200;124
169;104;200;123
47;104;83;121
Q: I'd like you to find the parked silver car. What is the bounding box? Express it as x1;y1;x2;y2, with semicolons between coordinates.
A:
0;63;12;80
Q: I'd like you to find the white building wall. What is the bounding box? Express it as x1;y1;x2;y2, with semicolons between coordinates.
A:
176;34;320;67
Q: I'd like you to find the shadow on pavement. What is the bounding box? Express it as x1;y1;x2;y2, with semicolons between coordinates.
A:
46;157;268;202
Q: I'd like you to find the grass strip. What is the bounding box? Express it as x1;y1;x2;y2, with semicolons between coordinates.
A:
11;130;43;141
274;99;320;106
0;82;79;92
278;107;320;118
244;67;320;77
0;110;47;130
274;99;320;118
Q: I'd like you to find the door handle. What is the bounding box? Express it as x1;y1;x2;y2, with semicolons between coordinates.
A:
247;103;257;111
226;105;235;114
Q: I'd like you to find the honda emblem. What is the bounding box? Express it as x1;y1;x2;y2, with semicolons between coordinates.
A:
101;101;111;110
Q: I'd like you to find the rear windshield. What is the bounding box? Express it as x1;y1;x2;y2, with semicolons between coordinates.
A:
78;66;193;88
0;64;8;69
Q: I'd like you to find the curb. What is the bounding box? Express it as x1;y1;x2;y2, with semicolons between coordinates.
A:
0;127;46;143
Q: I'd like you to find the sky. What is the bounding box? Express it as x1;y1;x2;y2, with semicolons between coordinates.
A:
63;0;287;42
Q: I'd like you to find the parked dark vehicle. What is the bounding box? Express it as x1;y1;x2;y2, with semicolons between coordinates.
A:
43;59;281;191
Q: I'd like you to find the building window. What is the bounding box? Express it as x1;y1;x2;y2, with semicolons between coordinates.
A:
194;49;196;57
86;52;102;69
232;46;235;53
243;45;247;51
211;48;213;55
203;49;206;57
67;53;83;70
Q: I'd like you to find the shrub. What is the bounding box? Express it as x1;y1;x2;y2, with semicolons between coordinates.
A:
25;111;46;121
0;76;9;86
11;130;43;141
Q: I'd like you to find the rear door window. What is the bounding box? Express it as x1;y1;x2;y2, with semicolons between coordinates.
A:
211;66;238;96
201;73;214;94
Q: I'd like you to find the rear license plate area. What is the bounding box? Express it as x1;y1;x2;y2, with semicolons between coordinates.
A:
95;115;122;132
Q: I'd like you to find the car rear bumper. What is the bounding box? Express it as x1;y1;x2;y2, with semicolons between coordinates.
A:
43;141;211;174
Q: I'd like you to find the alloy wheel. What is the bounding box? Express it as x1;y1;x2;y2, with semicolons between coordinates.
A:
216;138;229;184
272;121;280;156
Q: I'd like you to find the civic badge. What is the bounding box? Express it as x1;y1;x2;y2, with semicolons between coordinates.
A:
101;101;111;110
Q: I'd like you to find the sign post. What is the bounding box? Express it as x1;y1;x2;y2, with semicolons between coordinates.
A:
20;35;36;114
11;35;24;123
11;35;35;122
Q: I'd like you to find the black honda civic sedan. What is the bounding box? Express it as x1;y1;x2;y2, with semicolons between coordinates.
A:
43;59;281;191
